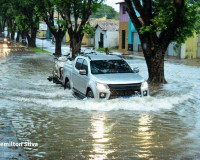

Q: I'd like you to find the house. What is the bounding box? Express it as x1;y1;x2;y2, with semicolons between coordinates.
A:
117;1;141;53
94;20;119;49
128;18;142;52
166;33;200;59
117;1;200;59
65;31;94;46
116;1;129;53
66;17;119;48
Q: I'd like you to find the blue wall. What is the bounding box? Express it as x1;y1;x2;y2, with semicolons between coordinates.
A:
128;18;141;45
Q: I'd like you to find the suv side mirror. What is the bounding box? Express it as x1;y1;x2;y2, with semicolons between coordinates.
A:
79;69;87;75
133;67;139;73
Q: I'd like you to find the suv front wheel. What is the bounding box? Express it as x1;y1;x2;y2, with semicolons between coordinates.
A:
87;89;94;98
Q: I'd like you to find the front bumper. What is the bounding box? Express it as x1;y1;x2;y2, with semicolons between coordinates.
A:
95;83;149;100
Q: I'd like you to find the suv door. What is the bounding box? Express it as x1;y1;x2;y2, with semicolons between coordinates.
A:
72;58;84;91
78;59;89;94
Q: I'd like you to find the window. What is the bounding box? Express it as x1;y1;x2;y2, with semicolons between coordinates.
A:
123;5;126;14
90;60;133;74
81;60;88;74
75;58;84;70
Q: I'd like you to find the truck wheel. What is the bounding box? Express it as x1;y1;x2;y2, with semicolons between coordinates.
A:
64;80;70;89
87;89;94;98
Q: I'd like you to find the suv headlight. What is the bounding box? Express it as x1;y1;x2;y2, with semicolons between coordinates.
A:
96;83;108;90
141;81;148;89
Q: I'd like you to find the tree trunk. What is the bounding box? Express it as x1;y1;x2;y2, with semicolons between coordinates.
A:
28;27;37;47
70;34;84;59
7;31;10;38
16;32;20;42
54;35;64;57
11;31;15;40
143;49;167;84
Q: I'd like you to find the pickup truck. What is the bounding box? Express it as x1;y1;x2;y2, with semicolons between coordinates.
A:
61;53;149;100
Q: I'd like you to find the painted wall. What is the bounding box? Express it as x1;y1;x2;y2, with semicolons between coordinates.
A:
185;33;198;59
105;31;119;48
95;27;106;49
128;18;141;51
65;32;91;45
95;27;118;49
198;35;200;58
166;42;178;57
118;22;129;53
119;3;129;22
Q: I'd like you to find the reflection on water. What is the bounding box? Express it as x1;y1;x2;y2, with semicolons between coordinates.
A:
0;44;11;57
135;114;154;158
90;112;114;160
0;51;200;159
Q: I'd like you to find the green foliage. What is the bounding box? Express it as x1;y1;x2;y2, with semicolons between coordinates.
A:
10;0;40;33
29;47;51;54
90;4;119;19
82;22;95;37
34;0;67;33
140;0;200;44
189;0;200;6
175;2;200;44
96;47;106;52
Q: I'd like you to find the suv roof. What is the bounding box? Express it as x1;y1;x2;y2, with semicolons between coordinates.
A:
81;53;122;61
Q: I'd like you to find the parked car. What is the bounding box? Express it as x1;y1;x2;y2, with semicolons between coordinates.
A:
61;53;149;100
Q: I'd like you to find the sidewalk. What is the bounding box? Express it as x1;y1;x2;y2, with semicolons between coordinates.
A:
115;49;200;66
35;38;200;66
0;118;28;159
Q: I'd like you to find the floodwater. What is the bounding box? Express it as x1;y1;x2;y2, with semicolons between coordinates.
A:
0;47;200;160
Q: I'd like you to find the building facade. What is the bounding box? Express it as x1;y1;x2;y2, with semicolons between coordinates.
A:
94;20;119;49
117;1;129;53
117;1;141;53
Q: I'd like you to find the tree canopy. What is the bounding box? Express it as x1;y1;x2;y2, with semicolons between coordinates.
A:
54;0;104;58
90;4;119;19
125;0;200;84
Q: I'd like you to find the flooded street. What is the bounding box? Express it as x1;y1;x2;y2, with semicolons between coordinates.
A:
0;49;200;159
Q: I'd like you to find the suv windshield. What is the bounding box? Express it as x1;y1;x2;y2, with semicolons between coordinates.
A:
91;60;133;74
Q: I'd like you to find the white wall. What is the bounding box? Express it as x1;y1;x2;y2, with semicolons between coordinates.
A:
166;42;177;56
95;27;106;49
95;26;119;49
105;31;119;48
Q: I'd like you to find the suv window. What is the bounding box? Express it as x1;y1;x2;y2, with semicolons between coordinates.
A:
81;60;88;74
75;58;84;70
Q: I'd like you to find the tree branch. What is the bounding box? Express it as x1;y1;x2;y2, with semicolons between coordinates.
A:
125;0;142;30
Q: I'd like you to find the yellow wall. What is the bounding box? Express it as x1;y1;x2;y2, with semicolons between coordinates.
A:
185;33;198;59
65;32;88;45
118;22;129;53
37;31;46;38
66;32;70;43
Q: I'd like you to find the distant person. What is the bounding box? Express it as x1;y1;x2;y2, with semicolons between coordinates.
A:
105;48;109;55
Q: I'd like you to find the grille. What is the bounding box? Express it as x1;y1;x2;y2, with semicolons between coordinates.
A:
108;83;141;98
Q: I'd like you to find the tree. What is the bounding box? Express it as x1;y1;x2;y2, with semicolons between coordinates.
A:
55;0;104;59
90;4;119;19
35;0;67;56
0;0;7;33
189;0;200;6
125;0;200;84
13;0;40;47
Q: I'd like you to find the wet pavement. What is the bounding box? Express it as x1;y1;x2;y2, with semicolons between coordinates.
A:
0;43;200;159
0;118;28;160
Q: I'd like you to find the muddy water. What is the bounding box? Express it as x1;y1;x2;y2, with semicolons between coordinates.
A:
0;50;200;160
